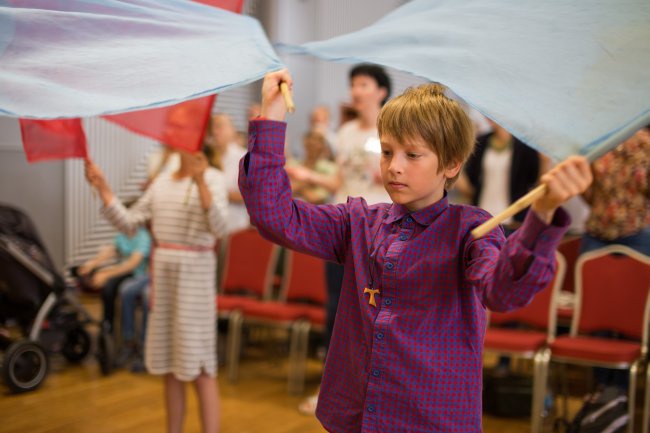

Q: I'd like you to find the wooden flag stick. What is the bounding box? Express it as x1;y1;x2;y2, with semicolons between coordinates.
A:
280;82;296;114
471;184;547;239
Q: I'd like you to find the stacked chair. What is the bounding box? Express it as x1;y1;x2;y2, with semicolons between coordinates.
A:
483;252;566;433
537;245;650;433
217;227;327;394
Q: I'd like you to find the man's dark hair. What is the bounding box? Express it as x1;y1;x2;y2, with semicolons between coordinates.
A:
349;64;392;106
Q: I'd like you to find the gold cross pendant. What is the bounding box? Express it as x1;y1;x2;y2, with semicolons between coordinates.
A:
363;287;380;307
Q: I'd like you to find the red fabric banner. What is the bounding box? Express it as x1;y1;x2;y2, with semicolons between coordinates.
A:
19;118;88;163
100;0;244;152
19;0;242;162
103;95;216;153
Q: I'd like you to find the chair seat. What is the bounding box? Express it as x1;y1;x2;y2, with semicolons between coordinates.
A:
243;301;311;321
216;295;261;311
550;336;642;364
302;305;325;325
484;329;547;353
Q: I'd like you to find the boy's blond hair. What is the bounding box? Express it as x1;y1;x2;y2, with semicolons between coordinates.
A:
377;83;475;187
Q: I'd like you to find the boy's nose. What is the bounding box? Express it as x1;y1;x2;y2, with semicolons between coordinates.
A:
389;157;404;174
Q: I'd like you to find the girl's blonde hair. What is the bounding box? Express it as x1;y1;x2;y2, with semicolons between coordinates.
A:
377;83;475;187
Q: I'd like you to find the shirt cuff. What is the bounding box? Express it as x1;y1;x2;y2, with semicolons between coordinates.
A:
101;196;120;217
517;207;571;253
248;118;287;155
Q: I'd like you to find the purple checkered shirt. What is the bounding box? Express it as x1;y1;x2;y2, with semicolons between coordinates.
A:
239;120;570;433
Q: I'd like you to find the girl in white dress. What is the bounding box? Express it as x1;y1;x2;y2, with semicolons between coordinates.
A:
85;150;228;433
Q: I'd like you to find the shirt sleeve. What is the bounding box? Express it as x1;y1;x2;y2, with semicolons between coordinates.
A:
132;228;151;259
464;207;570;312
101;185;154;237
239;119;350;263
203;169;229;237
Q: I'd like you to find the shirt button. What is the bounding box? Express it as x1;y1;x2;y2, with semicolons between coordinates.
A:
376;332;384;340
372;369;380;377
367;405;375;413
399;234;407;241
384;298;392;306
406;216;413;223
385;262;394;270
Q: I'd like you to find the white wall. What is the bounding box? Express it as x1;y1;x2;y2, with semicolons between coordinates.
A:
0;117;66;269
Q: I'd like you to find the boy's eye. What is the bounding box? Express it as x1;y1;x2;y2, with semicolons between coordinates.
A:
381;150;392;157
407;153;420;159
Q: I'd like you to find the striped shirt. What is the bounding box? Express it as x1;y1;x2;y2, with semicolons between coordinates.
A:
103;169;228;380
240;120;569;432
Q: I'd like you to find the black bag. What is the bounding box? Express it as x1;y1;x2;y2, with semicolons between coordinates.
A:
568;386;628;433
483;369;532;417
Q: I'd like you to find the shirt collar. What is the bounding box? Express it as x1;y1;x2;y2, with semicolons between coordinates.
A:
384;192;449;226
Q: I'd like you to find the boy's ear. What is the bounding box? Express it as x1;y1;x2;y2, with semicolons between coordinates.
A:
444;161;462;179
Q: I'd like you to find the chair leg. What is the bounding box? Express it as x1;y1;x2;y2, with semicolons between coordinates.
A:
559;363;570;425
288;320;301;394
628;361;639;433
288;320;310;395
642;361;650;433
226;310;243;383
532;348;551;433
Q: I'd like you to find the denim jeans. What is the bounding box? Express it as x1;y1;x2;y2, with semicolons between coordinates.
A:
119;274;150;345
579;227;650;256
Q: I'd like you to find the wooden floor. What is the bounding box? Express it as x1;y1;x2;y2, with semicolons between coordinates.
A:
1;354;553;433
0;296;575;433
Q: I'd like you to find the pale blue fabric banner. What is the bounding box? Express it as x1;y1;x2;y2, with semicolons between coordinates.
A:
0;0;283;119
282;0;650;161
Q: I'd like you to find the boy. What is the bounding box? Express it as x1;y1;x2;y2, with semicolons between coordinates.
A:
239;70;592;432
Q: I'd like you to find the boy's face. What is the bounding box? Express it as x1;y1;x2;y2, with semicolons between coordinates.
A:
380;134;460;212
350;75;386;114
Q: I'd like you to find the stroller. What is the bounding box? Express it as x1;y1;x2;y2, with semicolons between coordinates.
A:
0;204;114;393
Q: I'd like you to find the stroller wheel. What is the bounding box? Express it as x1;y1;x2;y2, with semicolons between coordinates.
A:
96;330;115;375
2;340;48;393
62;326;92;363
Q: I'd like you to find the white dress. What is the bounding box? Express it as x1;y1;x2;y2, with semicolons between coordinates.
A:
103;169;228;380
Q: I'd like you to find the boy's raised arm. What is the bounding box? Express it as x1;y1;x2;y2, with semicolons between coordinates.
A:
238;70;349;263
467;156;592;311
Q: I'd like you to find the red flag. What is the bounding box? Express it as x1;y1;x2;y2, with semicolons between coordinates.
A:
103;95;216;153
18;0;242;162
193;0;243;10
19;119;88;163
101;0;243;152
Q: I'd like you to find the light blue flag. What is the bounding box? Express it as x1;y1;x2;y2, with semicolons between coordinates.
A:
0;0;283;119
282;0;650;162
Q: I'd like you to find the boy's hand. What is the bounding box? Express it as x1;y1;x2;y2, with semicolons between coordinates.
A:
78;262;94;277
91;270;110;289
531;156;592;224
260;69;293;122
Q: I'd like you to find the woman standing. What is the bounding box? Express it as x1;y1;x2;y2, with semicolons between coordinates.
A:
85;150;228;433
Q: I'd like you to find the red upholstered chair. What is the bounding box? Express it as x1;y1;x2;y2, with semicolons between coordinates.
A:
483;251;566;433
557;236;581;295
228;249;327;394
539;245;650;433
555;236;582;323
216;228;281;381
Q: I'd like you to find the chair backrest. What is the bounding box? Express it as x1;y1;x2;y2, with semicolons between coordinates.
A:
571;245;650;353
279;250;327;306
490;251;566;341
557;235;581;293
220;228;280;300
